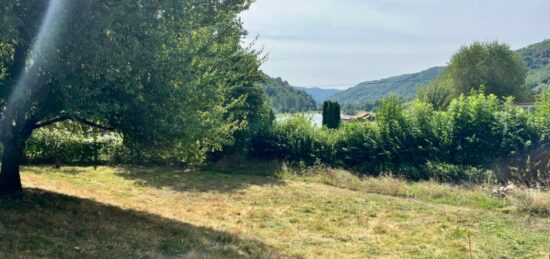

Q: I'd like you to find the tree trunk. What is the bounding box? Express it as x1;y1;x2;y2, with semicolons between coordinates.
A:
0;116;34;196
0;137;25;195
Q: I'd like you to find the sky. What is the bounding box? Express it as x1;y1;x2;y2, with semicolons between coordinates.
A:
240;0;550;89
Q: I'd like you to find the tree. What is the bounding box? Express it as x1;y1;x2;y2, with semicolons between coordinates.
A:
0;0;258;194
334;102;341;128
417;77;455;110
445;41;527;98
322;101;329;126
322;100;341;129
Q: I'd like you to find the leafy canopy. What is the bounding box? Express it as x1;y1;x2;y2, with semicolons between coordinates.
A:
0;0;260;164
445;41;527;98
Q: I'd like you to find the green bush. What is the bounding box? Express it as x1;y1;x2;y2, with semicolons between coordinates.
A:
535;86;550;138
251;115;337;166
25;124;125;166
333;121;380;174
424;161;461;183
435;92;538;166
252;92;545;184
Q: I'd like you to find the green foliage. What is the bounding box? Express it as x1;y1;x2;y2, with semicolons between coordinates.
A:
424;162;483;183
519;39;550;71
535;86;550;138
250;115;336;165
0;42;13;83
438;92;538;165
322;101;341;129
376;96;409;161
261;74;317;113
252;92;544;183
322;39;550;107
416;77;455;110
0;0;261;167
445;41;527;98
223;81;274;152
25;123;126;165
333;121;380;171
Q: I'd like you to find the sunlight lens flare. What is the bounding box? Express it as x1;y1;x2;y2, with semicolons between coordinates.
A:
5;0;66;117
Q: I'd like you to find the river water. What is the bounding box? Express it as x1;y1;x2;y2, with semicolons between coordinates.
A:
276;113;323;127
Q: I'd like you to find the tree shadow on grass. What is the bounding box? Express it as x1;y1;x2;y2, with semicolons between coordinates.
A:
115;165;287;193
24;166;94;175
0;189;293;258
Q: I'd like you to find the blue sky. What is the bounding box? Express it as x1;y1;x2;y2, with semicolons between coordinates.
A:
241;0;550;89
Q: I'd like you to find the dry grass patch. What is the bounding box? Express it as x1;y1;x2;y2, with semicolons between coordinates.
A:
297;169;509;210
4;166;549;258
0;189;286;258
508;188;550;215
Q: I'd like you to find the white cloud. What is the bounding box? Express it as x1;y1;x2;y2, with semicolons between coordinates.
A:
241;0;550;88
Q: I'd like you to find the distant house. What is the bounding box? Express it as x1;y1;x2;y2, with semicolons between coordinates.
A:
516;102;536;113
341;112;376;122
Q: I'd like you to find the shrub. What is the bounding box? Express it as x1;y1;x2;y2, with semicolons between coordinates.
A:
440;93;502;165
437;92;538;166
251;92;544;183
375;96;410;163
250;115;337;166
417;78;456;110
423;161;484;183
535;86;550;138
25;124;124;166
333;121;380;174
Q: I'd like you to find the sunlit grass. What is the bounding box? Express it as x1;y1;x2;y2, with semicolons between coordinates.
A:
2;166;548;258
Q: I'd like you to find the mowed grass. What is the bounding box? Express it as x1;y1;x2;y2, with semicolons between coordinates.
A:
0;166;548;258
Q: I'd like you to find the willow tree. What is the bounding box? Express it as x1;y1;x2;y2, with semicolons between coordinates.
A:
0;0;260;194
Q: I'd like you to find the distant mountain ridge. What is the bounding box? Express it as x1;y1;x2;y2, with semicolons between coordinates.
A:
517;39;550;90
331;67;445;106
328;39;550;106
260;73;317;113
295;87;341;103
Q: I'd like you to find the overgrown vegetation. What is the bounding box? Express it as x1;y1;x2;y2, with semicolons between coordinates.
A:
0;0;267;193
252;90;550;186
24;88;548;187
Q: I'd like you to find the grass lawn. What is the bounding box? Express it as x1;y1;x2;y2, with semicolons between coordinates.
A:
1;166;549;258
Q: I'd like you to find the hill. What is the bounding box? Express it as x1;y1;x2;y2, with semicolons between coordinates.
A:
294;87;341;103
261;73;317;113
331;67;445;107
5;166;549;258
331;39;550;106
517;39;550;91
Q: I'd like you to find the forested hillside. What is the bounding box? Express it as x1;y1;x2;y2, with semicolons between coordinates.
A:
517;39;550;90
295;87;341;103
331;67;444;107
330;39;550;107
261;74;317;113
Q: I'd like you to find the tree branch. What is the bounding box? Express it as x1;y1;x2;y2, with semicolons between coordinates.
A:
34;115;115;131
72;116;115;131
33;115;70;129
